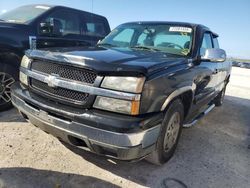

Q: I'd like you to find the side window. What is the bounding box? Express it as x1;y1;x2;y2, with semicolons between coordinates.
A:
42;9;80;36
82;16;107;37
200;33;213;55
213;37;220;49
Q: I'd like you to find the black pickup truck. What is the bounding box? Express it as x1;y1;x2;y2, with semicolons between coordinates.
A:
11;22;231;165
0;4;110;110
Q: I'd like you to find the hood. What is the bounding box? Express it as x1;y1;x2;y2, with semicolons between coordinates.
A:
0;21;30;48
27;47;189;76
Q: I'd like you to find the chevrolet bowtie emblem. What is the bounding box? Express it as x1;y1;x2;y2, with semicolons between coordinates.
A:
47;74;59;88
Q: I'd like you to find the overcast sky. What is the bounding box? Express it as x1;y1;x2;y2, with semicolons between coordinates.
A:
0;0;249;59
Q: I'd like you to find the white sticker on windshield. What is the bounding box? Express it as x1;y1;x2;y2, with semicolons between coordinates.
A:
35;5;50;10
169;27;192;33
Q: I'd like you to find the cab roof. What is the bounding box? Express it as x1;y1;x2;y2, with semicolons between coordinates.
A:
122;21;218;37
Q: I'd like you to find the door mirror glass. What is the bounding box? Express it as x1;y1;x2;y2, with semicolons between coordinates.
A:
39;18;63;37
201;48;226;62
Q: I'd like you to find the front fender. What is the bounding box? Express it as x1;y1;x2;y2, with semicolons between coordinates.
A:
140;65;195;114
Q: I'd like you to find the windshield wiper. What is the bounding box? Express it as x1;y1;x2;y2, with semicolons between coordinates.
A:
130;46;160;52
0;19;5;21
97;43;117;47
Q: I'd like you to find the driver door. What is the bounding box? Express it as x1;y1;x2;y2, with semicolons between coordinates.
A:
194;32;221;107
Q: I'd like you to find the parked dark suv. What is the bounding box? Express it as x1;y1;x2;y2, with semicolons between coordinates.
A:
0;4;110;110
11;22;231;165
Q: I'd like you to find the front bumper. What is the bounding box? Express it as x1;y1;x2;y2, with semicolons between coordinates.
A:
11;83;162;161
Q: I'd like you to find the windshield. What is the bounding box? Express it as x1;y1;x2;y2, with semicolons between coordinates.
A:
100;23;193;56
0;5;50;23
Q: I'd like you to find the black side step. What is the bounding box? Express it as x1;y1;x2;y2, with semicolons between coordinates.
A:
183;104;215;128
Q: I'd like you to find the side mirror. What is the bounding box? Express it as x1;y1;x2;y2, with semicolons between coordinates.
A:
201;48;226;62
39;18;63;37
39;22;51;35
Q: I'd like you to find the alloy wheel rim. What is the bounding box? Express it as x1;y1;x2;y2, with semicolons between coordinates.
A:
163;112;181;152
0;72;15;104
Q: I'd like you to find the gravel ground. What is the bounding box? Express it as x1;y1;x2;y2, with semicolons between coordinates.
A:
0;67;249;188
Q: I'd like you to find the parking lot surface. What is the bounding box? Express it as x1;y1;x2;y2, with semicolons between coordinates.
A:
0;67;249;188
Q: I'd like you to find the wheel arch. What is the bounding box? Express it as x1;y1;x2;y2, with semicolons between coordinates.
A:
0;50;22;70
160;86;194;119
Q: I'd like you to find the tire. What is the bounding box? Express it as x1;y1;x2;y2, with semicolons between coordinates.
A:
146;99;184;165
0;64;18;111
214;86;226;107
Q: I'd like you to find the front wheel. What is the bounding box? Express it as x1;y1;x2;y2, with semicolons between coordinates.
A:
146;99;184;165
0;64;17;111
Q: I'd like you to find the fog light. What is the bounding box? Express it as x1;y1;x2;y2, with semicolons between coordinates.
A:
19;72;28;86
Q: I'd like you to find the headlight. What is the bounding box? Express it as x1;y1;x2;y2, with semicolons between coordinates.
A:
21;55;31;68
19;72;28;86
101;77;145;93
93;96;140;115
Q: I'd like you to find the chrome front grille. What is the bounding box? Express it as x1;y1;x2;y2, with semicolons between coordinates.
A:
30;60;97;105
